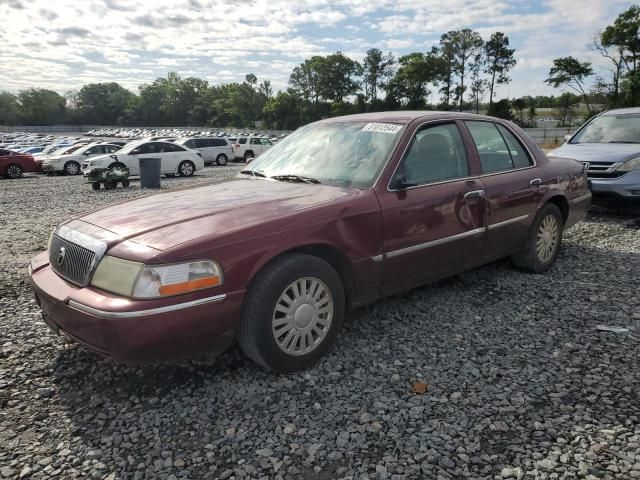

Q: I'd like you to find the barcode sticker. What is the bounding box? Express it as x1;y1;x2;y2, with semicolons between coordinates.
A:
361;123;403;134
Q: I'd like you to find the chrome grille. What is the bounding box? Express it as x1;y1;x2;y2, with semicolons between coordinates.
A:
49;234;96;286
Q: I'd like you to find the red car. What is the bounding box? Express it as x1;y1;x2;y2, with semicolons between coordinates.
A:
29;112;591;372
0;149;38;178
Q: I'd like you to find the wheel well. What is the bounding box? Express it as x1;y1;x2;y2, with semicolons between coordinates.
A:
253;245;356;306
547;195;569;223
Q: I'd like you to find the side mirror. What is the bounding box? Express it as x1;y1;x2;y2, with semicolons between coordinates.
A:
564;134;571;142
109;154;118;160
389;170;415;190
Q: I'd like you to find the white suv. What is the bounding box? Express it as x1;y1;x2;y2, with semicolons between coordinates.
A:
232;136;273;162
175;137;233;166
81;140;204;177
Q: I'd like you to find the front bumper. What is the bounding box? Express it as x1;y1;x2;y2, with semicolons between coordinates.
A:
41;163;61;173
589;170;640;199
29;253;243;362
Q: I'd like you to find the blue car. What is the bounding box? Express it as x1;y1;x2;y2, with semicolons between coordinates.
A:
548;108;640;203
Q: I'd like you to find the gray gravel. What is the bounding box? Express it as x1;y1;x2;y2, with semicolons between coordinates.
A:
1;168;639;480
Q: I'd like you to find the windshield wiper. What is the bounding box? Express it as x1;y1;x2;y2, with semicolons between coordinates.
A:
270;174;321;184
607;141;639;144
239;169;266;177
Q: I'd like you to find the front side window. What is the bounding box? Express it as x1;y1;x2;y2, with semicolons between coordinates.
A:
401;123;469;186
238;138;247;144
465;121;514;173
250;138;261;145
260;138;271;145
244;121;404;188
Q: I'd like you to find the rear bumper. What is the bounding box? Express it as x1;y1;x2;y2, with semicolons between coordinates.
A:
29;254;243;362
589;171;640;199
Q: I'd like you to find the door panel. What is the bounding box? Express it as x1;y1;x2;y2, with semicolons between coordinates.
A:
379;179;487;294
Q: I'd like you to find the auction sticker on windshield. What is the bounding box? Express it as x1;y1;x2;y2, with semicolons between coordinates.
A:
361;123;403;134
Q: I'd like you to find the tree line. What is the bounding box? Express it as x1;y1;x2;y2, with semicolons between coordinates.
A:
0;5;637;130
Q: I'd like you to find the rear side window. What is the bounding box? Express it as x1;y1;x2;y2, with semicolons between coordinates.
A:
238;138;247;144
496;125;532;168
465;121;513;173
212;139;226;147
250;138;260;145
185;139;196;149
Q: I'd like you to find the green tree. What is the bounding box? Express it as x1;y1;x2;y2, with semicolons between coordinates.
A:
362;48;395;107
545;57;594;113
263;91;301;130
77;82;135;125
440;29;484;110
17;88;66;125
468;52;487;113
0;92;20;125
317;51;362;103
484;32;516;108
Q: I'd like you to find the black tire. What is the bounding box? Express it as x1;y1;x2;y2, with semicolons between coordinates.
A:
108;162;126;170
238;254;345;373
91;182;101;190
121;179;130;187
5;163;23;179
511;203;564;273
63;161;81;176
244;151;254;163
215;154;228;166
165;173;175;178
178;160;195;177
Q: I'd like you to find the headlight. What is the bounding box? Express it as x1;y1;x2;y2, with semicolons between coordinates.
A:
616;157;640;172
90;256;223;299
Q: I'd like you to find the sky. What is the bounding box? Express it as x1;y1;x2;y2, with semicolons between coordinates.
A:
0;0;633;101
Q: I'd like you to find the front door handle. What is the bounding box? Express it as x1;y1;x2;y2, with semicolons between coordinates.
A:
464;189;485;199
530;178;542;187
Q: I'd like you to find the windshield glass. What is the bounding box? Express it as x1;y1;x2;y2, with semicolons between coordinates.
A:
243;121;403;188
571;114;640;144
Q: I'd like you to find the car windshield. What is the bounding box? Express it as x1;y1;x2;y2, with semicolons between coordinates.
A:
242;121;404;188
571;114;640;144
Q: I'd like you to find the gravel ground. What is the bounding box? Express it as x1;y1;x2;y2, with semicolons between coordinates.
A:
1;168;639;480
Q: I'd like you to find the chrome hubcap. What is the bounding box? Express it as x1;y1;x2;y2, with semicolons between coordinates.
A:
182;163;193;175
272;277;333;356
536;215;558;262
8;165;20;177
67;163;78;174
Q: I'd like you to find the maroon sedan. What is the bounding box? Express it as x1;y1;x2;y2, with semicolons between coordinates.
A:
0;149;37;178
29;112;591;372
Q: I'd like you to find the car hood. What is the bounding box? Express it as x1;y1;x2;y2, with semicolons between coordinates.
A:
67;178;366;253
548;143;640;164
43;154;79;162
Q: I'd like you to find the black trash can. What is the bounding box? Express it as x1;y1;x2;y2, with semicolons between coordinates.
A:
139;157;161;188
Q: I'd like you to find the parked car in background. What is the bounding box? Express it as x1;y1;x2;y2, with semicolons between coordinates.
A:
41;143;122;175
0;149;37;178
30;112;590;372
174;137;232;165
232;135;273;162
548;107;640;203
81;140;204;177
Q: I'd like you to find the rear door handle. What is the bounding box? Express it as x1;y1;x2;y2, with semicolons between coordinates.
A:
530;178;542;187
464;189;485;199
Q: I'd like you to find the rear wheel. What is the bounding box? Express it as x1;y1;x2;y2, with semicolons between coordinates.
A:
511;203;563;273
178;160;195;177
216;154;228;166
244;151;254;163
121;179;130;187
5;163;23;179
238;254;345;372
63;160;81;176
91;182;101;190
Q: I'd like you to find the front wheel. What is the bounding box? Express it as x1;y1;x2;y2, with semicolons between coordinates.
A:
216;154;228;166
244;151;254;163
178;160;195;177
238;254;345;372
63;161;81;176
511;203;563;273
5;163;23;179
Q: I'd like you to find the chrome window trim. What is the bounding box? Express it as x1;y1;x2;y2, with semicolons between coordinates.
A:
386;118;538;193
67;294;226;319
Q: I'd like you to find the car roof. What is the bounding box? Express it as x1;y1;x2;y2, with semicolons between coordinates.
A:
600;107;640;116
316;110;503;125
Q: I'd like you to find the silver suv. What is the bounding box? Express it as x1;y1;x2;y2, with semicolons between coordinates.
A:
548;108;640;203
231;136;273;162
